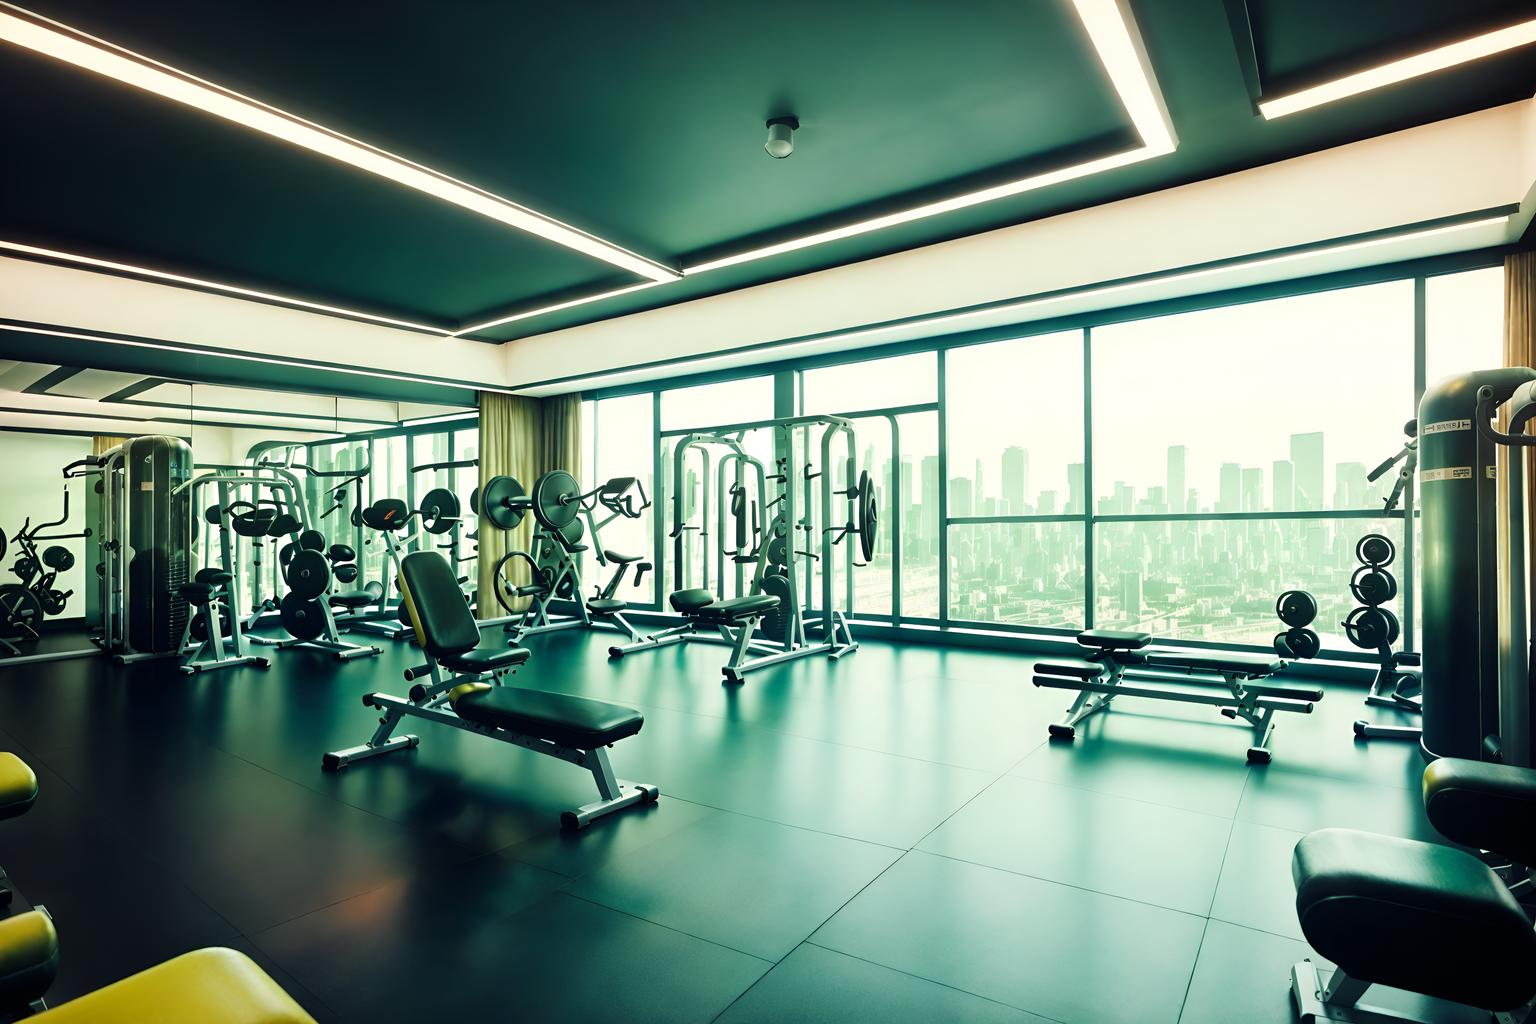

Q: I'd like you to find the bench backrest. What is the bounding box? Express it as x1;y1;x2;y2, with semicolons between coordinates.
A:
399;551;479;658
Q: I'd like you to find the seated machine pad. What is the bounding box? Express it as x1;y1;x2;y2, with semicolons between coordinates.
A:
450;683;644;748
1424;757;1536;868
669;588;716;614
0;754;38;820
693;593;779;624
1293;827;1536;1011
603;549;644;565
0;911;57;1011
586;597;628;615
328;590;375;611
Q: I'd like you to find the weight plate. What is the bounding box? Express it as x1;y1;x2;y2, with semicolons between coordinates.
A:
349;506;364;529
1273;631;1295;659
38;589;67;617
532;470;580;531
1275;590;1318;628
1349;566;1398;606
1343;607;1391;649
41;545;74;572
491;552;543;614
0;585;41;641
279;592;327;641
285;549;331;601
557;516;585;549
362;498;410;532
758;574;792;642
1381;608;1401;647
0;530;6;566
469;486;481;516
480;475;527;530
298;529;326;551
10;558;37;585
204;503;223;526
333;564;359;584
857;470;878;563
1355;533;1395;568
555;573;576;600
766;534;787;568
328;543;356;564
279;543;297;567
1284;627;1321;660
419;488;461;535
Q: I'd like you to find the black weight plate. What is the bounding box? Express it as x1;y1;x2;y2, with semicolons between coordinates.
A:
349;506;364;529
0;529;6;566
1355;533;1395;567
1381;608;1401;647
555;573;576;600
479;475;526;530
470;486;481;516
1285;627;1321;660
204;504;223;526
0;585;40;641
766;534;787;568
41;545;74;571
39;589;68;616
1275;590;1318;628
298;529;326;551
492;552;530;614
1349;566;1398;606
285;549;331;600
328;543;356;563
280;592;327;641
333;564;359;584
419;487;461;535
857;470;878;562
557;516;585;549
279;543;297;567
1342;607;1390;649
1273;631;1295;658
758;574;792;641
532;470;580;530
10;558;37;585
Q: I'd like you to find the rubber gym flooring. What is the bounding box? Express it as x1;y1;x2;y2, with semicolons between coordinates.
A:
0;626;1477;1024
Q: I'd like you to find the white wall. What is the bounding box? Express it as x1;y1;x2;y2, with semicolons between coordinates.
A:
0;431;93;617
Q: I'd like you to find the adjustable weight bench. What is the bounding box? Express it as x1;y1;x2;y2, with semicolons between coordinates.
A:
323;550;658;830
1033;629;1323;763
609;587;783;684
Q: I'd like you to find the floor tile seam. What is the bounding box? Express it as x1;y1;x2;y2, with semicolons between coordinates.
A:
1246;760;1418;793
1004;768;1242;822
1172;917;1212;1024
491;795;726;878
229;932;348;1024
559;888;777;966
911;847;1215;921
1200;769;1249;921
799;940;1072;1024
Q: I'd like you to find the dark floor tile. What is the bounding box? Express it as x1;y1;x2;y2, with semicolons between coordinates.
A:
220;936;342;1024
919;775;1232;915
716;943;1050;1024
814;851;1205;1024
1237;766;1438;842
569;810;899;959
1208;821;1306;940
501;793;718;878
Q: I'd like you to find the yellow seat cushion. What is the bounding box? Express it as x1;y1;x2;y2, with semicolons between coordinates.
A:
0;910;58;1008
34;948;314;1024
0;754;38;820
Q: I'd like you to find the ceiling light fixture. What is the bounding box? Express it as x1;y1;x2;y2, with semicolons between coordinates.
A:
0;4;679;283
0;239;453;335
453;280;664;337
529;215;1509;393
1259;17;1536;119
764;116;799;159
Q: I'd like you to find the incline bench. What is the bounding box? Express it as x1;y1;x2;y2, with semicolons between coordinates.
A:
1033;629;1323;763
324;550;659;830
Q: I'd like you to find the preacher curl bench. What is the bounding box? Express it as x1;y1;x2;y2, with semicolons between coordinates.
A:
1033;629;1323;763
324;550;659;830
1291;758;1536;1023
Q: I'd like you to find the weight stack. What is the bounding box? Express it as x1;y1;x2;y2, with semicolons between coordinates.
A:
124;435;194;654
1418;368;1536;761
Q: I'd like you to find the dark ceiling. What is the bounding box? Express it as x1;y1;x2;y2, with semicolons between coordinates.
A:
1;0;1533;342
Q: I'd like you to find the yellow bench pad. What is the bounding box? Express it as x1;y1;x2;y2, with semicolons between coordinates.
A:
35;948;314;1024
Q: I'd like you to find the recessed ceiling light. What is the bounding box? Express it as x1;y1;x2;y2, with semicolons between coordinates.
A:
454;281;664;337
1259;18;1536;119
0;4;679;283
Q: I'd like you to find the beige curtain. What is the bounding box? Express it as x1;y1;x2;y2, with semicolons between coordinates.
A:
475;392;583;609
1498;251;1535;763
92;435;130;457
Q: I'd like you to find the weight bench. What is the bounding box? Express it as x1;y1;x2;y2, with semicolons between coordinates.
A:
1033;629;1323;763
609;587;782;683
323;550;659;830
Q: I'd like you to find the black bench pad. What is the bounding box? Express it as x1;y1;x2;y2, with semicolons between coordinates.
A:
694;594;779;624
1034;662;1107;680
587;598;627;615
440;645;532;674
1293;828;1536;1010
1142;651;1282;676
1078;629;1153;651
329;590;375;610
451;684;644;748
670;588;716;614
1424;758;1536;868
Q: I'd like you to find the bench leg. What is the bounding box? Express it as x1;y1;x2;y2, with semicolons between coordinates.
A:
561;746;660;831
1048;682;1118;741
322;705;420;770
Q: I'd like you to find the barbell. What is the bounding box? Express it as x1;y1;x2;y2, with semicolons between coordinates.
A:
473;475;528;530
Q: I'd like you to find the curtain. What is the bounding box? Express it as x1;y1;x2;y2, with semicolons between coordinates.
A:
1500;251;1536;762
92;435;130;457
474;392;583;611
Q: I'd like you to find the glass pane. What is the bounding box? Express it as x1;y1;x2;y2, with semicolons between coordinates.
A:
410;433;452;554
1093;283;1414;512
660;424;775;598
1093;517;1404;650
946;331;1083;517
947;521;1085;628
660;376;774;431
801;352;936;416
1425;267;1504;390
900;411;940;620
589;394;657;606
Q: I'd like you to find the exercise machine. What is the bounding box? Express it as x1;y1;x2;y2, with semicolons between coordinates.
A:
1289;757;1536;1023
1420;369;1536;765
1033;593;1323;763
614;415;877;683
323;550;660;830
0;482;90;665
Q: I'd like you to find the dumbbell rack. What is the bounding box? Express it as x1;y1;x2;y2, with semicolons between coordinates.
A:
1345;533;1421;742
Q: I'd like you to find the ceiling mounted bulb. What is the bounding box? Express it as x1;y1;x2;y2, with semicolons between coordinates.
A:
764;116;799;159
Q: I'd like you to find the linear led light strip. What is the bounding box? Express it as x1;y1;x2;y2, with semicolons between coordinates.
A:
454;0;1176;335
0;239;453;335
0;323;523;395
1260;17;1536;119
536;216;1510;393
0;4;678;283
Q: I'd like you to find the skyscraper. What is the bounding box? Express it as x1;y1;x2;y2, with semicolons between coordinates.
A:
1001;446;1027;518
1291;432;1324;511
1242;467;1263;512
1167;445;1186;515
1218;462;1241;513
1067;462;1084;516
950;478;973;517
1335;462;1368;509
1273;459;1295;512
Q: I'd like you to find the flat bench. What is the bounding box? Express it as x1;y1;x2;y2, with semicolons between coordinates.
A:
1033;629;1323;764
